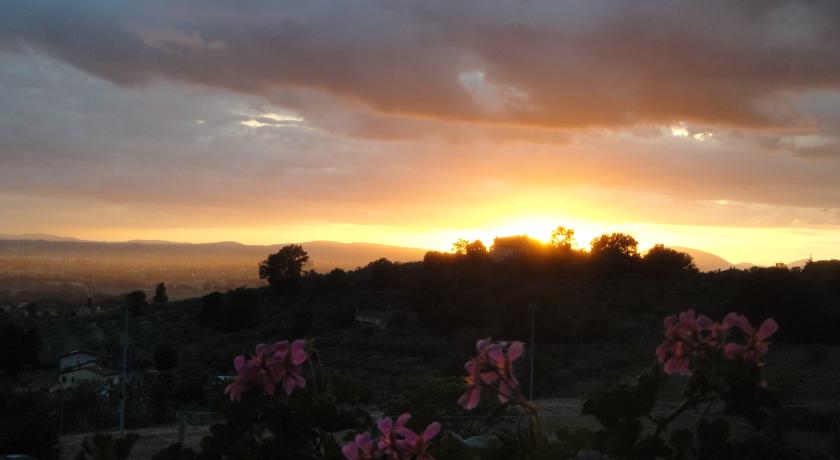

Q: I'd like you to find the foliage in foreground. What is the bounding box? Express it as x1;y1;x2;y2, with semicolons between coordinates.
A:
124;309;782;459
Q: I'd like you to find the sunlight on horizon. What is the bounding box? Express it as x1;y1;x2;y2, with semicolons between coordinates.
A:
54;215;840;266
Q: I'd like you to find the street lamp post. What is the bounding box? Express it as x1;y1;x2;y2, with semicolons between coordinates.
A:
119;302;129;433
528;301;538;400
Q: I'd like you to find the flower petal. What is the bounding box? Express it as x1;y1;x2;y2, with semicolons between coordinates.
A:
422;422;441;441
341;442;359;460
757;319;778;341
377;417;393;434
395;413;412;430
507;341;525;362
233;355;246;372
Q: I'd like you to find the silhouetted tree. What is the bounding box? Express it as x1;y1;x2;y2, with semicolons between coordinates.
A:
365;258;399;289
642;244;697;277
0;322;42;377
550;226;576;250
222;287;260;332
325;268;349;291
259;245;309;293
0;388;59;459
199;291;224;325
590;232;640;275
126;290;148;316
153;282;168;304
452;239;470;255
153;344;178;372
452;239;487;257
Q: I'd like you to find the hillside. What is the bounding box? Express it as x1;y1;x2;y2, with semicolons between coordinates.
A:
0;238;428;271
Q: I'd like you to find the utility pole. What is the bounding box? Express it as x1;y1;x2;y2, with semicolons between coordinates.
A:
119;301;129;433
528;301;538;400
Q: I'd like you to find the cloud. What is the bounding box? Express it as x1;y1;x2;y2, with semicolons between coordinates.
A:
2;0;840;129
2;0;840;253
791;142;840;159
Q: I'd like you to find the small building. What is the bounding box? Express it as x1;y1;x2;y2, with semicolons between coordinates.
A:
490;235;545;261
59;349;102;371
58;362;120;389
355;308;389;329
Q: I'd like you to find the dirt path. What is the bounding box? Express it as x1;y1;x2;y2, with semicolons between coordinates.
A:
61;425;210;460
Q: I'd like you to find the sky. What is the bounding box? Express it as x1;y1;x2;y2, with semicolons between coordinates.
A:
1;0;840;264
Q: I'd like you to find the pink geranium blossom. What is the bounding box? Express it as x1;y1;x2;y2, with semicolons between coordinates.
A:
342;432;379;460
377;413;412;458
655;310;779;377
722;313;778;365
399;422;441;460
224;339;308;401
655;310;715;375
270;339;308;395
488;341;524;402
458;338;524;409
342;413;440;460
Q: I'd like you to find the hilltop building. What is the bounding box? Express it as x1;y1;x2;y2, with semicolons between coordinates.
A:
57;349;120;389
490;236;545;261
355;308;390;329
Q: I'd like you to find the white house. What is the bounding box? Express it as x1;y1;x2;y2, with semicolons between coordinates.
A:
58;362;120;389
59;350;102;371
354;308;389;329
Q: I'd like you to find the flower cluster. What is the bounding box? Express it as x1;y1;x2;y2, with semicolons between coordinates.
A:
458;338;524;410
342;413;441;460
656;310;778;376
224;339;308;401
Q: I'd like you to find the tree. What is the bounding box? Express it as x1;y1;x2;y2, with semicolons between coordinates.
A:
0;322;42;377
590;232;641;275
223;287;260;331
153;344;179;372
465;240;487;257
125;290;147;316
325;268;348;291
642;244;697;277
365;258;399;289
259;245;309;293
590;233;639;258
153;282;168;304
452;239;470;255
452;239;487;259
0;388;59;459
549;226;576;250
199;291;224;325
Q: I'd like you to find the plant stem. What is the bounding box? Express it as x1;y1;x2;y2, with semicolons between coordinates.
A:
689;400;715;430
653;399;692;437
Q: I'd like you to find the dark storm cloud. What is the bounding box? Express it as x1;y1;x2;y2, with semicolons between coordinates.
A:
3;0;840;129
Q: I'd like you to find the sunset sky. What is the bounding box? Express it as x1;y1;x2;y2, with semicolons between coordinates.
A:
2;1;840;264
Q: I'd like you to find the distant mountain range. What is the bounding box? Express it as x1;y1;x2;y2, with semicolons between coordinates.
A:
670;246;811;272
0;234;816;272
0;234;429;270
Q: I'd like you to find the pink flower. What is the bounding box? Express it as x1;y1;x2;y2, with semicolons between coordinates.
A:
457;359;499;410
656;310;779;378
377;413;412;458
342;414;440;460
722;313;778;365
458;339;524;409
399;422;441;460
223;339;308;401
655;310;716;375
224;343;278;401
270;339;308;395
488;341;524;402
342;432;379;460
656;310;715;375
